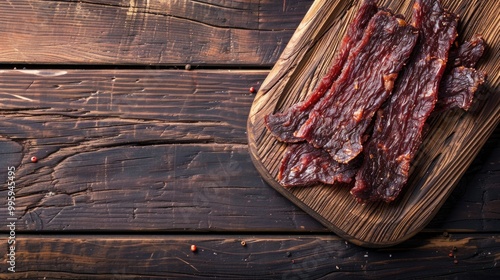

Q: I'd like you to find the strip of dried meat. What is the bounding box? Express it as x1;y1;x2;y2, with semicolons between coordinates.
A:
279;117;375;188
264;0;378;142
295;10;418;164
449;34;486;69
278;143;360;187
436;35;487;111
436;66;486;111
352;0;459;203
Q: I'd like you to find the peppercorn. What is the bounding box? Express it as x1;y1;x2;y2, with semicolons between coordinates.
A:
31;156;38;163
190;244;197;252
249;86;256;94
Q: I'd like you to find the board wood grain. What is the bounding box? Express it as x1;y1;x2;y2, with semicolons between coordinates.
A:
248;0;500;247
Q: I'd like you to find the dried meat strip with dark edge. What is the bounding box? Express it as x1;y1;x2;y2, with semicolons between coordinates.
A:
449;34;486;69
295;10;418;164
278;143;360;187
279;116;375;188
436;66;486;111
352;0;459;203
264;0;378;142
436;35;487;111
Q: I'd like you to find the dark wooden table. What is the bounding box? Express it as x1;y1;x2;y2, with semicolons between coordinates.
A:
0;0;498;278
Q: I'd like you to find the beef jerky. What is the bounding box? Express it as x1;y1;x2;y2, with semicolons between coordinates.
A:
436;35;487;111
280;114;375;188
436;66;486;111
352;0;459;203
449;34;485;69
295;11;418;164
264;0;378;142
278;143;360;187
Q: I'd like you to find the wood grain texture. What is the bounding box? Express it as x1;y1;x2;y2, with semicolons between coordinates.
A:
0;0;313;66
0;69;264;142
1;233;499;278
426;125;500;232
248;0;500;247
0;69;322;231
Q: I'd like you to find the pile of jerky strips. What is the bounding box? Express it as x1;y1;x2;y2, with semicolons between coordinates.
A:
264;0;486;203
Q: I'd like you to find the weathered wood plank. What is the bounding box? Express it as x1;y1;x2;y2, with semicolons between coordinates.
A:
10;144;323;231
0;69;323;231
0;0;313;66
0;69;266;142
0;233;498;278
0;69;498;233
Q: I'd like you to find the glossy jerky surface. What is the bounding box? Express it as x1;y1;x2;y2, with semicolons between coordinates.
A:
352;0;459;203
295;11;418;163
278;143;360;187
264;0;378;142
437;35;487;111
450;34;485;68
437;66;486;111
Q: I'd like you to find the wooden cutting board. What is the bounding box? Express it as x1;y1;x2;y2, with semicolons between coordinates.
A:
247;0;500;248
